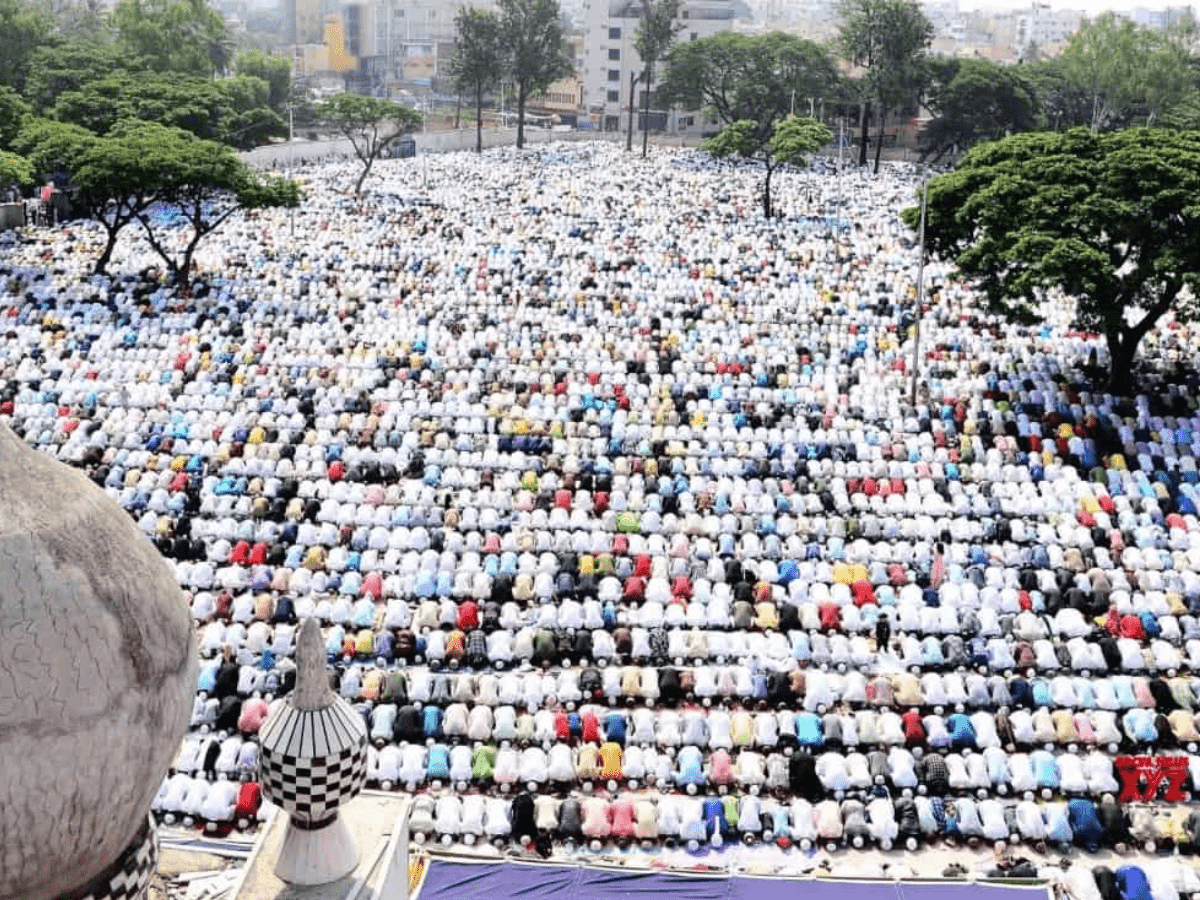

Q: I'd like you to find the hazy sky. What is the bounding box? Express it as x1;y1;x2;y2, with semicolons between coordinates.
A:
957;0;1182;10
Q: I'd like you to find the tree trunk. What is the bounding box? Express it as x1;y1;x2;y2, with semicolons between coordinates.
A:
873;106;885;174
762;163;773;219
94;223;120;275
454;92;462;130
1105;329;1139;397
516;84;527;149
475;82;483;153
858;100;870;167
626;71;638;152
354;156;373;194
641;64;652;158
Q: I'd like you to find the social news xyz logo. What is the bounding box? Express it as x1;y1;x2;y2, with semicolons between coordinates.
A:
1114;756;1190;803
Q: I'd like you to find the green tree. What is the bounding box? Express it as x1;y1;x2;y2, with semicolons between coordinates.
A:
15;117;142;273
316;93;421;194
51;72;284;148
234;50;292;114
0;0;53;91
1059;13;1198;130
497;0;573;149
705;115;832;218
1023;57;1093;131
14;117;95;176
633;0;682;157
120;123;299;286
0;87;32;151
111;0;232;77
838;0;932;171
921;57;1039;161
448;7;504;154
903;128;1200;396
24;38;129;113
0;150;32;191
661;31;840;133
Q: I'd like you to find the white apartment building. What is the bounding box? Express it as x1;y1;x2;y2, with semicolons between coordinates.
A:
581;0;748;134
1012;5;1084;53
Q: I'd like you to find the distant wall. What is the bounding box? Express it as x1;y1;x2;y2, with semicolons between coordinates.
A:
240;127;619;168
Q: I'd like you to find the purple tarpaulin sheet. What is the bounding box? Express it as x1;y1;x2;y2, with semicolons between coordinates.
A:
414;859;1052;900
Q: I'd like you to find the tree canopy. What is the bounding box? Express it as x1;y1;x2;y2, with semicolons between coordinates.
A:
449;7;504;154
317;94;422;194
838;0;932;171
705;115;832;218
0;0;53;91
661;31;841;135
921;57;1039;161
1058;12;1198;131
0;150;32;190
234;50;292;116
0;87;32;151
50;72;285;149
23;38;130;114
111;0;233;77
15;118;297;279
497;0;573;149
904;127;1200;396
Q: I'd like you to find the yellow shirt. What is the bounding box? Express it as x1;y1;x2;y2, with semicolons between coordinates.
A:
599;742;624;780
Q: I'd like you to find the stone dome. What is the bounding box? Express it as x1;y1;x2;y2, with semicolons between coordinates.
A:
0;424;196;900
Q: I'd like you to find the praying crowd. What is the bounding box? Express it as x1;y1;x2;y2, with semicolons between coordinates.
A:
3;142;1200;898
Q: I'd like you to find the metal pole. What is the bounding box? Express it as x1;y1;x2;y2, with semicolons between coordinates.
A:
836;118;844;225
910;174;929;407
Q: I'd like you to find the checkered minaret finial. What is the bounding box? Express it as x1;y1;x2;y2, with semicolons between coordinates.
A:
258;619;367;883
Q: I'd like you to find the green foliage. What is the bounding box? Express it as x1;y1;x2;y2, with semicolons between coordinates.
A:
0;87;32;151
922;58;1039;161
704;119;760;159
234;50;292;113
80;121;297;281
449;7;503;153
1058;12;1198;130
771;114;834;165
23;38;128;113
661;31;840;137
50;72;284;149
317;94;421;193
12;117;96;177
904;128;1200;394
1022;57;1093;131
111;0;232;77
0;0;53;91
705;114;831;218
497;0;573;148
0;150;33;189
838;0;932;169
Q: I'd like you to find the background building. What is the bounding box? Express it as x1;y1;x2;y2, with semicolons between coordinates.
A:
581;0;751;135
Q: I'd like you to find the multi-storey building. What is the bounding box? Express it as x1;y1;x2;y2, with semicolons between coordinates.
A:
581;0;750;135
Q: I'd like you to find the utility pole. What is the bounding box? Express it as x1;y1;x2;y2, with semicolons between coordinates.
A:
910;173;929;407
835;117;844;228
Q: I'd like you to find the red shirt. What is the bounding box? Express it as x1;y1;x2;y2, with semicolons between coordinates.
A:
609;799;636;837
581;712;601;743
901;710;925;746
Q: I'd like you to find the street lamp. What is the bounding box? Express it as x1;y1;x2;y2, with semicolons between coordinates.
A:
910;173;929;407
